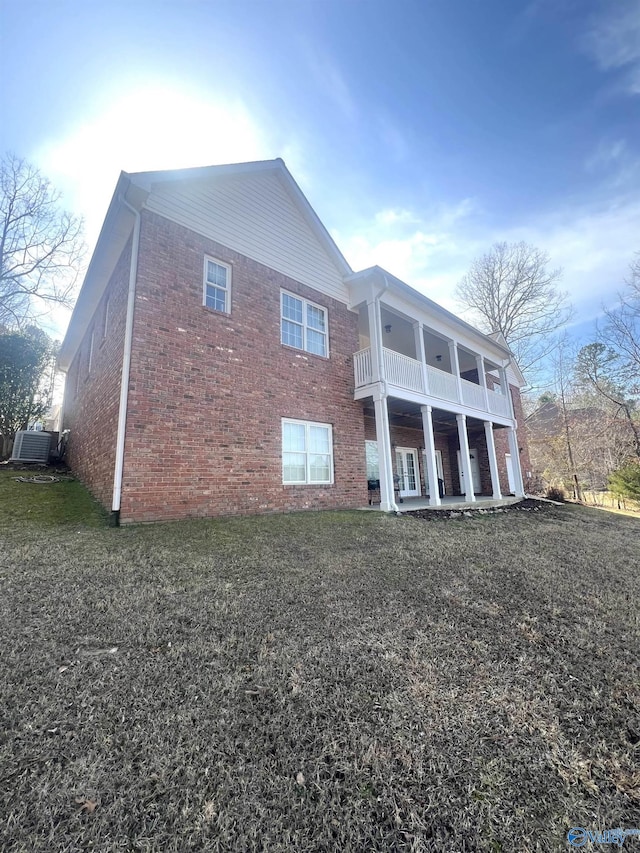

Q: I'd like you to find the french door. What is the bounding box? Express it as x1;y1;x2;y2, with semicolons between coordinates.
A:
457;448;482;494
395;447;421;498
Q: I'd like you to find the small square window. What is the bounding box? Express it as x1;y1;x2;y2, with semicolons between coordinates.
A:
203;257;231;314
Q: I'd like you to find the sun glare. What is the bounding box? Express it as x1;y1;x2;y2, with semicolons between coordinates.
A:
38;82;271;239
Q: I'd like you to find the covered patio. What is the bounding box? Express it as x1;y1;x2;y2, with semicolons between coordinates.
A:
362;396;524;513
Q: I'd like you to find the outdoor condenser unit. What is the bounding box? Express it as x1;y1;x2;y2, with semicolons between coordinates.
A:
10;430;52;463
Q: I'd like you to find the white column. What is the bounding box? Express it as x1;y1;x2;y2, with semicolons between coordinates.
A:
507;427;525;497
421;405;441;507
476;355;489;410
483;421;502;499
456;413;475;502
367;299;382;383
373;391;397;512
499;365;515;419
413;321;429;395
449;340;462;402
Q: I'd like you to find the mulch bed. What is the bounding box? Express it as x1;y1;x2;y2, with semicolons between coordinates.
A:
405;497;556;521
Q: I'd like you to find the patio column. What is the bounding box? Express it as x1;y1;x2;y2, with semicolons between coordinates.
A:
476;354;489;410
413;321;429;394
373;390;398;512
483;421;502;499
420;405;441;507
507;427;526;497
367;299;383;383
449;340;462;402
456;413;476;502
499;365;515;418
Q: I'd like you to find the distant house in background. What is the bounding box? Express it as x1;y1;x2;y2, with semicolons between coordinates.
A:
57;159;531;524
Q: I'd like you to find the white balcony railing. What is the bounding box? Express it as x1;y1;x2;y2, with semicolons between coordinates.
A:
383;349;425;394
353;346;512;419
460;377;487;410
487;387;511;418
426;364;459;403
353;348;373;387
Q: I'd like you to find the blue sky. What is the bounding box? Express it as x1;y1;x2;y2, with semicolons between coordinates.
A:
1;0;639;343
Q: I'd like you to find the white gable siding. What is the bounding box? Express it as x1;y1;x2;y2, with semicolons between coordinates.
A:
506;363;522;388
143;172;349;304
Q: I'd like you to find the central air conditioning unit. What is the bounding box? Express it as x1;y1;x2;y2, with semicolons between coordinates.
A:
10;430;52;463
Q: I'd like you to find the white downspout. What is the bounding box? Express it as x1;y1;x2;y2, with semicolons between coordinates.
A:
111;196;141;523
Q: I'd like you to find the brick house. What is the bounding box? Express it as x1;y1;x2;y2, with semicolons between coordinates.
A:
58;159;531;524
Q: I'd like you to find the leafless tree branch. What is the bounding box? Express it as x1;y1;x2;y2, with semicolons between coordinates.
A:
0;152;85;329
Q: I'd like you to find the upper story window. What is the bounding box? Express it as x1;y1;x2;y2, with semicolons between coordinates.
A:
203;257;231;314
281;291;328;357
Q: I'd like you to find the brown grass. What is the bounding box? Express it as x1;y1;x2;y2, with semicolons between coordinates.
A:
0;471;638;851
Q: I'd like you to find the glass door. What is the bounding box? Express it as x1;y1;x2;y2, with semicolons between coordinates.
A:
395;447;421;498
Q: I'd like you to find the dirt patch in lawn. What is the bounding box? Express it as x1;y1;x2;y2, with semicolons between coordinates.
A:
0;483;639;851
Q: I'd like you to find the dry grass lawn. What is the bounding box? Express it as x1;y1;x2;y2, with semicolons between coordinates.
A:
0;468;639;852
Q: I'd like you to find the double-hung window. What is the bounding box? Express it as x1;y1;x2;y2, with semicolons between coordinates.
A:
203;257;231;314
281;291;328;357
282;419;333;484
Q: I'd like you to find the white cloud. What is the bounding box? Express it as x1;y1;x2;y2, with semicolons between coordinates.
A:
501;198;640;315
583;0;640;95
334;190;640;330
302;48;357;123
334;198;479;314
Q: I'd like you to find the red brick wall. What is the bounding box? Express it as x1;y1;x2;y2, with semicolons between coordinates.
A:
118;211;366;522
62;238;131;510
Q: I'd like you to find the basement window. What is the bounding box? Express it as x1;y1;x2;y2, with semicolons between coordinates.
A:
282;418;333;484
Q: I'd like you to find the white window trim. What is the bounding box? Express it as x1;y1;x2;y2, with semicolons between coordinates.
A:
203;256;232;314
282;418;334;485
87;328;95;375
103;296;110;340
280;290;329;358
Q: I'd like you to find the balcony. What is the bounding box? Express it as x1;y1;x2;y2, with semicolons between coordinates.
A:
353;347;512;419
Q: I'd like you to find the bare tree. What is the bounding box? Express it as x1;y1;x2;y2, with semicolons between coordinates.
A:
456;241;571;384
0;326;56;456
0;153;84;329
602;253;640;391
575;342;640;459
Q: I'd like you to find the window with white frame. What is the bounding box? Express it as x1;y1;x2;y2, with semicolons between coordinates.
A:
87;328;95;374
103;296;110;339
203;257;231;313
282;419;333;484
281;291;327;357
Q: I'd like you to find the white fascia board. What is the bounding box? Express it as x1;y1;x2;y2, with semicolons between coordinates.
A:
57;174;147;373
128;158;287;192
